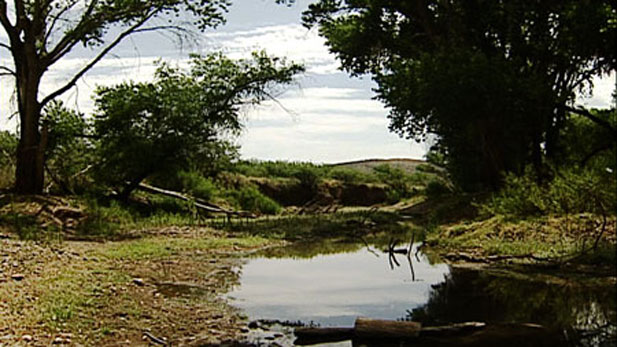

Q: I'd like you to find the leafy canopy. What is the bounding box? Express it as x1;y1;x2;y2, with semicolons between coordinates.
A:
304;0;617;190
93;51;304;197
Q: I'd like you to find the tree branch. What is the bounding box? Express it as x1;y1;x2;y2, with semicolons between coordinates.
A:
0;1;16;38
46;0;100;65
0;65;15;76
565;106;617;142
42;0;79;50
13;0;26;31
0;41;9;50
41;11;157;107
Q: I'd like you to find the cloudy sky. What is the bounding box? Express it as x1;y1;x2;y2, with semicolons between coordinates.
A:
1;1;614;163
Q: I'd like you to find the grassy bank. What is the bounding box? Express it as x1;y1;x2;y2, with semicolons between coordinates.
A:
0;226;275;346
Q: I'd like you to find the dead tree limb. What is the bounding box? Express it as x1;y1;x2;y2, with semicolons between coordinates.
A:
136;182;254;218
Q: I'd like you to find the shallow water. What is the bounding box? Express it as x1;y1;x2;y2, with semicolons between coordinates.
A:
227;241;616;346
228;243;448;327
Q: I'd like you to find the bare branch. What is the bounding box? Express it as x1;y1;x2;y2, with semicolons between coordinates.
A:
133;25;192;35
46;0;100;65
43;0;80;49
0;1;16;37
565;106;617;141
41;11;157;107
0;41;10;50
0;65;15;75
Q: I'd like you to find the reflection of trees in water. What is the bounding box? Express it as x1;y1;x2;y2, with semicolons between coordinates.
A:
407;267;616;346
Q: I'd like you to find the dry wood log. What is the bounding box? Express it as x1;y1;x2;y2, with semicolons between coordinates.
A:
294;327;355;345
354;317;421;340
419;321;485;337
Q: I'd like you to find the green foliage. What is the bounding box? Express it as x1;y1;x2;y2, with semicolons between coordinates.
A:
424;180;452;199
557;111;617;171
233;160;326;179
151;170;219;202
328;167;376;184
0;131;17;189
43;101;96;194
305;0;617;191
6;0;233;194
373;164;427;201
93;52;303;197
482;167;617;218
225;186;282;215
176;171;218;201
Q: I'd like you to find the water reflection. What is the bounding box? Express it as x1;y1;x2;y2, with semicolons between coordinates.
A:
228;243;449;327
408;266;616;346
229;240;616;346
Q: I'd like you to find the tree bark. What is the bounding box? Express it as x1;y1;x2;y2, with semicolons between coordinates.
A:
14;41;46;194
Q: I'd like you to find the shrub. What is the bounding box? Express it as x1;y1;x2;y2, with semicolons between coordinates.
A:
481;166;617;217
373;164;413;200
0;131;17;189
425;179;452;199
176;171;218;201
328;167;376;183
226;186;281;215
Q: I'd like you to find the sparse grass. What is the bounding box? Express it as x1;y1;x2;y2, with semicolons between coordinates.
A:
426;214;616;262
100;235;270;260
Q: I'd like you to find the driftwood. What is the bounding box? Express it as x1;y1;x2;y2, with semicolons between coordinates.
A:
137;182;254;218
293;318;560;346
419;322;486;337
294;327;354;344
295;318;422;345
355;318;421;339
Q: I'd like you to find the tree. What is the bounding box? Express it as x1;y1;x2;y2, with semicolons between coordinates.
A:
93;52;303;200
304;0;616;190
0;0;231;194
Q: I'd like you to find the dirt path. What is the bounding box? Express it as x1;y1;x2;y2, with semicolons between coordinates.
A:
0;227;276;346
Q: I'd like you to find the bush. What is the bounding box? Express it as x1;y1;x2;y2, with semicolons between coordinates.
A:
176;171;218;201
424;179;452;199
482;166;617;217
328;167;376;183
373;164;413;200
227;186;281;215
0;131;17;189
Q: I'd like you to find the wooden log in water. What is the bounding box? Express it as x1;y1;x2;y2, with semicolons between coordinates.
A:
354;317;422;340
419;321;486;337
294;320;561;346
294;327;355;345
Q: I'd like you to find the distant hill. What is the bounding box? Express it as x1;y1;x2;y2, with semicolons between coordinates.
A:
330;158;426;174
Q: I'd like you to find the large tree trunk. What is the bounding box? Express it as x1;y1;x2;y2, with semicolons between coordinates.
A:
14;45;46;195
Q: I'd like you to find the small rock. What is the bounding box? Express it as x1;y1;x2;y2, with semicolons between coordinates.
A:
248;321;259;329
273;333;284;338
12;261;18;267
132;278;145;286
22;334;33;342
11;274;25;281
240;327;250;333
264;335;276;340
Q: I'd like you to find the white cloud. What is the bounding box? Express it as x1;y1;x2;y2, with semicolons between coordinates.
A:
0;22;424;163
579;73;616;109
